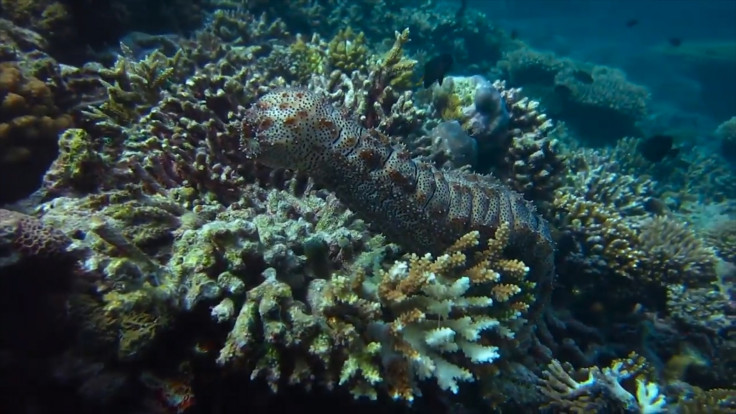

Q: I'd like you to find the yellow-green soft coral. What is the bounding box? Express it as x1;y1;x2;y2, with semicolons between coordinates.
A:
288;33;328;82
83;46;181;126
71;284;173;361
43;128;105;192
376;28;417;90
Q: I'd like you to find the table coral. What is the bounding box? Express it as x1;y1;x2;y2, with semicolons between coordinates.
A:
498;48;570;86
498;46;650;144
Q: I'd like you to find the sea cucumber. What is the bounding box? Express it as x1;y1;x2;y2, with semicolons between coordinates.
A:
241;88;554;287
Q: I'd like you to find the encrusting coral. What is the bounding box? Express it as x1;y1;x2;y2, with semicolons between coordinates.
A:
0;208;71;267
0;32;74;202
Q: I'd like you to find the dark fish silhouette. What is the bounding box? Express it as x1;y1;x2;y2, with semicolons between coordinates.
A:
644;198;667;215
626;19;639;28
423;53;453;88
638;135;680;162
669;37;682;47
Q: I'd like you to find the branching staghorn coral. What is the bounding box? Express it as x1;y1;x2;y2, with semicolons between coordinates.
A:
300;27;425;137
552;190;644;279
704;217;736;264
82;44;182;127
539;353;666;413
371;226;533;398
53;9;297;206
635;215;719;285
494;80;566;205
602;137;736;205
327;26;369;73
217;225;536;401
563;148;656;217
678;388;736;413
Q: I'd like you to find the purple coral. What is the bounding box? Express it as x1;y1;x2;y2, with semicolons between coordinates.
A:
0;208;71;267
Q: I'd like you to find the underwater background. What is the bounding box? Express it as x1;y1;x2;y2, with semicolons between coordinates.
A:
0;0;734;412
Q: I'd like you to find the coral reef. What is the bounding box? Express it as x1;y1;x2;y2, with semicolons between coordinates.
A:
217;225;537;401
498;46;650;143
0;2;733;413
539;353;666;413
635;216;719;285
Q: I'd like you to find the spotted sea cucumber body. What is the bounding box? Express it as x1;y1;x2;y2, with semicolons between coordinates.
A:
242;88;554;283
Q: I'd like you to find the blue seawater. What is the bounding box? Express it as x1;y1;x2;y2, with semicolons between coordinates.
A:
472;0;736;142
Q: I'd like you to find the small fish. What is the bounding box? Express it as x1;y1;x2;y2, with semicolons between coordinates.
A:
643;198;667;215
625;19;639;28
638;135;680;162
669;37;682;47
423;53;453;88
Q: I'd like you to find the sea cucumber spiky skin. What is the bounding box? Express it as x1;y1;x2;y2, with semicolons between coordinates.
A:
242;88;554;285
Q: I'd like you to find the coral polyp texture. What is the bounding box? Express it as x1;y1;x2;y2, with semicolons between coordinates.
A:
0;208;71;267
217;225;536;401
242;88;554;286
